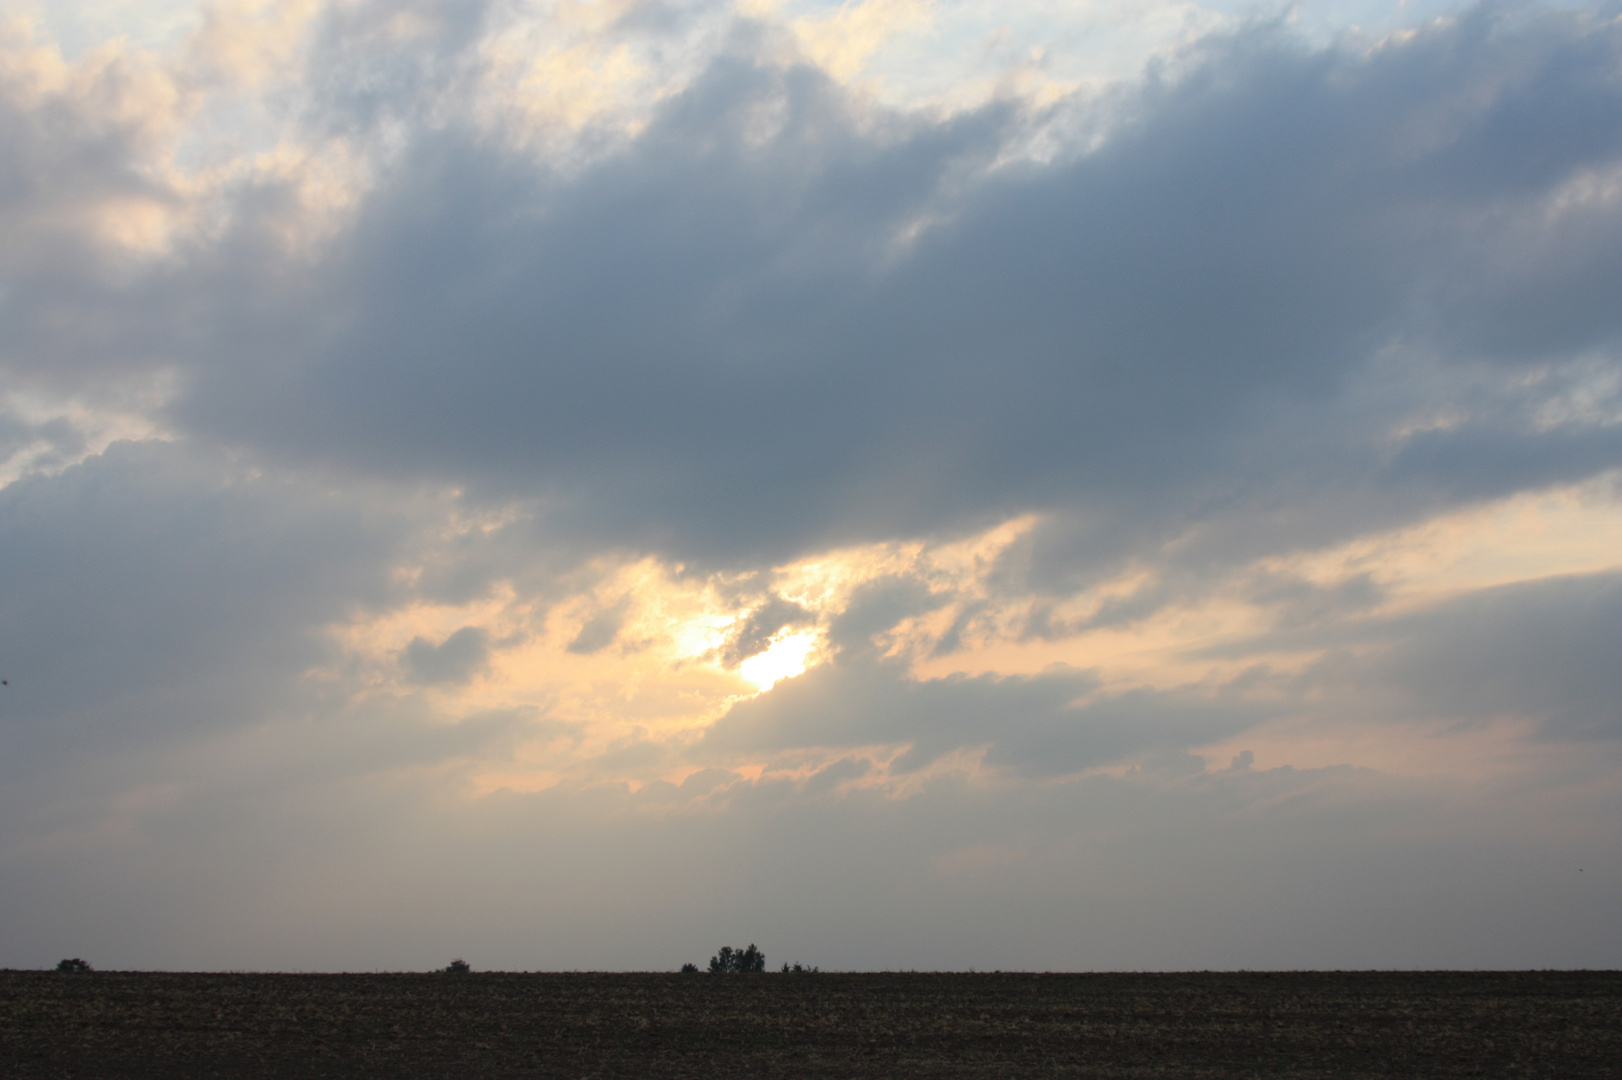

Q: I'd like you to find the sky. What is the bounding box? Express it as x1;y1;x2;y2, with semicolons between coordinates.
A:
1;0;1620;973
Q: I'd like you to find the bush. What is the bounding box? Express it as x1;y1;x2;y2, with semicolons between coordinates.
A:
55;958;91;973
679;962;699;973
780;962;819;974
443;958;471;974
708;944;765;973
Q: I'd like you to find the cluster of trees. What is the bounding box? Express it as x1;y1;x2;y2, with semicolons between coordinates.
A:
56;959;91;972
709;944;766;973
678;946;818;974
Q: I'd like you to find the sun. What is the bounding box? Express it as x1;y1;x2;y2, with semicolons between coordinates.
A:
737;629;820;691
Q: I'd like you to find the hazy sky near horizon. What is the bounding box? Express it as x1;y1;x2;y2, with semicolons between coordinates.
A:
2;0;1620;972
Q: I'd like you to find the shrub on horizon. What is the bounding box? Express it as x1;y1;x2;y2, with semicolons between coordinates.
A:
680;962;699;973
780;962;819;974
55;958;92;972
443;958;471;974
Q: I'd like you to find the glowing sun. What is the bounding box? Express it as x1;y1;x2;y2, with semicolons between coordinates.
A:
737;629;820;691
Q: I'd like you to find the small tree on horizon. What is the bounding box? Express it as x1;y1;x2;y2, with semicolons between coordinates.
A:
443;958;471;974
55;958;91;973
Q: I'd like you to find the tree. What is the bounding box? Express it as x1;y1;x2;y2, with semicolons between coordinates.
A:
56;958;91;972
708;944;765;973
443;959;471;974
680;962;699;973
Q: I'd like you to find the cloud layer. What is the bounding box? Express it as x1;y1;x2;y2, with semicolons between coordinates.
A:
1;0;1620;971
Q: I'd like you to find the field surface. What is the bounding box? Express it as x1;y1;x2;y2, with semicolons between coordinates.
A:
3;970;1619;1078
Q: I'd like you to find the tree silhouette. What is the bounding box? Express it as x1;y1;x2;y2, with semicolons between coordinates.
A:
708;944;765;973
55;958;91;972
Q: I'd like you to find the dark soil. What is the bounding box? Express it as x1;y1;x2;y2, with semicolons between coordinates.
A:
3;970;1618;1078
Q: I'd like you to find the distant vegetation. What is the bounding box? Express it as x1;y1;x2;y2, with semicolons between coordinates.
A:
55;959;91;973
708;945;766;973
683;946;816;974
443;959;471;974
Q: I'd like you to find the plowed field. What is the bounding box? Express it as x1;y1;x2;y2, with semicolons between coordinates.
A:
3;970;1618;1078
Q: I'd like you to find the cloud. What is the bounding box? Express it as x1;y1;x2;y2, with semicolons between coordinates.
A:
94;6;1602;589
0;439;401;772
721;594;812;665
566;598;628;655
403;625;490;683
1309;568;1622;740
704;645;1271;777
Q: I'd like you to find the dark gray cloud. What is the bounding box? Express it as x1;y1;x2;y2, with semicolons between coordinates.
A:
721;594;813;666
704;649;1270;777
0;8;1614;586
1315;568;1622;740
127;6;1618;590
0;440;401;773
828;576;947;655
1182;563;1622;740
403;625;490;683
567;599;629;655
